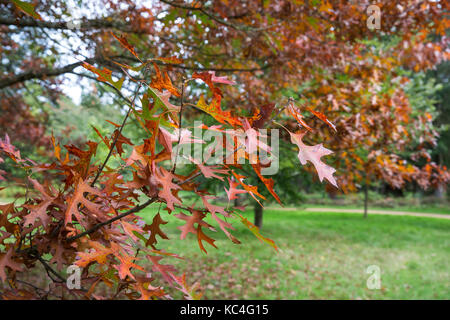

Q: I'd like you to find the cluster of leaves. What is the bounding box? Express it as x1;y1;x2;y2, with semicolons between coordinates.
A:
1;0;449;299
0;32;338;299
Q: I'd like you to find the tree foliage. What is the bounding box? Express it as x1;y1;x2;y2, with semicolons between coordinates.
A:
0;0;449;299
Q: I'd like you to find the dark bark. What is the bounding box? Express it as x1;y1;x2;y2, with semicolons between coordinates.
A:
0;17;144;33
435;154;445;199
254;202;263;229
0;57;271;90
0;58;98;89
234;195;241;208
363;183;369;218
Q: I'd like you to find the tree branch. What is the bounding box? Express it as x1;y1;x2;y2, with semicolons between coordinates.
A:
159;0;243;31
0;17;152;34
0;58;96;89
90;83;142;187
65;197;157;243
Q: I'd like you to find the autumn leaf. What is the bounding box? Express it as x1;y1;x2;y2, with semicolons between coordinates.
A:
170;273;202;300
0;134;22;162
82;62;124;91
319;1;332;13
64;178;104;226
231;172;266;205
290;131;338;187
120;221;143;243
147;88;181;123
209;211;240;244
197;225;217;254
111;32;140;60
224;177;247;201
307;107;337;132
251;163;282;205
192;71;240;126
208;71;236;85
144;213;169;248
175;209;214;240
133;277;166;300
235;213;278;251
111;129;133;156
0;248;22;282
75;241;117;267
201;195;231;217
195;94;240;127
186;156;228;181
113;254;144;280
147;255;177;285
150;63;180;97
155;167;182;211
0;203;16;234
23;178;55;227
152;56;183;64
287;103;313;131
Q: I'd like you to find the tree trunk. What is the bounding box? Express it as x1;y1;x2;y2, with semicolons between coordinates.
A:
254;203;263;229
435;153;445;199
234;195;241;208
435;183;445;199
363;183;369;219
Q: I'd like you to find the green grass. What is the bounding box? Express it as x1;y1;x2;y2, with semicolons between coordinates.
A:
300;203;450;215
137;207;450;299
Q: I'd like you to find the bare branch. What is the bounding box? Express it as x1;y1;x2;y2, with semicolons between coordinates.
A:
0;17;152;34
0;59;95;89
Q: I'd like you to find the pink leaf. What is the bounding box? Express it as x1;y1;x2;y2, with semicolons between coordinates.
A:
290;131;338;188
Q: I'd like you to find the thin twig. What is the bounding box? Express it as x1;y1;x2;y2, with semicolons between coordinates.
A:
171;78;186;174
91;83;142;187
178;171;202;186
65;197;157;243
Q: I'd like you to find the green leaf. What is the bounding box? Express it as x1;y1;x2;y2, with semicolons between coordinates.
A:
235;213;278;251
11;0;42;20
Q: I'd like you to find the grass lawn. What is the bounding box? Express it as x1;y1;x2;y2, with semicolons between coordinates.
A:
299;204;450;215
137;206;450;300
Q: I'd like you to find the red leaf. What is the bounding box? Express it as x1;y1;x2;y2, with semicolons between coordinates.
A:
175;209;214;239
155;167;182;211
224;177;247;201
23;178;55;227
144;213;169;248
64;178;104;226
0;248;22;282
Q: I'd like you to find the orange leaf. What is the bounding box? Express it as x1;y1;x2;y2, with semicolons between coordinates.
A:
251;163;282;205
111;32;140;60
197;225;217;254
307;107;337;132
150;63;180;97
